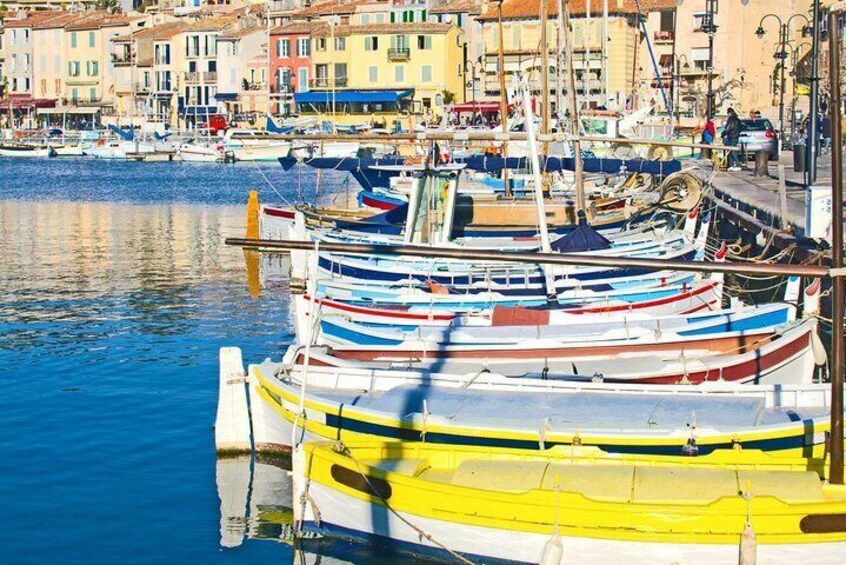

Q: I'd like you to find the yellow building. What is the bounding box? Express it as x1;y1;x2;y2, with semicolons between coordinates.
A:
477;0;676;112
298;21;465;127
65;14;138;108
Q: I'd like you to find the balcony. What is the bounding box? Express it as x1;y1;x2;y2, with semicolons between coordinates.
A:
134;82;151;94
66;76;99;86
111;52;133;66
654;30;674;43
185;71;217;83
388;48;410;61
309;77;348;88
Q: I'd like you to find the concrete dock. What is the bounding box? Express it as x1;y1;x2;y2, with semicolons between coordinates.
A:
708;151;839;263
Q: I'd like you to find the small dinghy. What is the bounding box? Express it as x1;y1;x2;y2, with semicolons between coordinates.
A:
0;144;53;158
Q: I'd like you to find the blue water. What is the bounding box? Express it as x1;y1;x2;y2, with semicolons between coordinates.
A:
0;159;384;564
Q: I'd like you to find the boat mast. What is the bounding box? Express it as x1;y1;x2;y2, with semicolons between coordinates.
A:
585;0;591;107
603;0;609;106
496;0;510;197
540;0;550;136
556;0;564;125
562;0;586;213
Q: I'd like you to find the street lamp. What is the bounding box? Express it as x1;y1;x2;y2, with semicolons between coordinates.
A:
463;57;483;109
756;12;811;143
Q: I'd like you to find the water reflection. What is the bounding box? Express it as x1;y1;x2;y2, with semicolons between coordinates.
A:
215;455;440;565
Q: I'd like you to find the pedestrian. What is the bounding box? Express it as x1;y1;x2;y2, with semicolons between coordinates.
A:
701;117;716;158
821;112;832;155
722;107;743;171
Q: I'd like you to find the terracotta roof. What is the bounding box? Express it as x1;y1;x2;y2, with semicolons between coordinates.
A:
2;10;74;28
312;22;454;36
219;27;266;40
66;14;136;31
293;0;382;17
114;21;185;42
149;23;189;40
477;0;676;21
179;13;240;32
270;20;330;35
429;0;483;15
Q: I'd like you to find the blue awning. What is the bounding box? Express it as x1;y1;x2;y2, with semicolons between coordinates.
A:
215;92;238;101
294;90;414;104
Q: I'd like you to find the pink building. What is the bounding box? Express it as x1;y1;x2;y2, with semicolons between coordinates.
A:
269;20;327;115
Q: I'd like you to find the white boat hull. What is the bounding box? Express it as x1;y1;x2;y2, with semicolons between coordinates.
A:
294;473;846;565
0;146;52;157
178;144;221;162
230;142;291;162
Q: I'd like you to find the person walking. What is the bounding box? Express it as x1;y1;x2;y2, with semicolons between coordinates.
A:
723;108;743;171
821;112;832;156
701;117;716;159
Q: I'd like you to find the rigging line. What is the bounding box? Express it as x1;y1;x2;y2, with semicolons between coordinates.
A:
249;159;292;206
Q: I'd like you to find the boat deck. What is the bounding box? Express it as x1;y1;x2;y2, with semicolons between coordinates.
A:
307;383;829;433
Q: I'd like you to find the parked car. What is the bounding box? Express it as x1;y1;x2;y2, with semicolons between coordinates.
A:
737;119;779;160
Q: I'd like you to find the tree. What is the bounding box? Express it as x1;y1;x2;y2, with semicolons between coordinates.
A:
816;42;846;101
96;0;122;14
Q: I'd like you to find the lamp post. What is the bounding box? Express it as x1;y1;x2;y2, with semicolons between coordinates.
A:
808;0;822;185
756;12;810;143
463;58;483;115
787;40;812;141
674;54;690;124
704;0;718;118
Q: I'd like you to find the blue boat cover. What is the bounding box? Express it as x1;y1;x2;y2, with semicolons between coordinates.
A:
294;90;414;104
277;156;406;189
461;155;682;176
108;124;134;141
550;216;612;252
267;116;295;134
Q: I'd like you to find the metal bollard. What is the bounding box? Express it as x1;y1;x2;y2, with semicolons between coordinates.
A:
753;151;770;177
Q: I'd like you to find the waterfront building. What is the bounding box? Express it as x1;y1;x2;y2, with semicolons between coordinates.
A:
429;0;484;105
150;23;188;124
112;20;183;123
64;14;139;112
642;0;813;123
269;19;326;116
215;26;267;120
299;21;465;128
476;0;676;114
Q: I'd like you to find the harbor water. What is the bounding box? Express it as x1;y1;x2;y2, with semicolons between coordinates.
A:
0;159;392;563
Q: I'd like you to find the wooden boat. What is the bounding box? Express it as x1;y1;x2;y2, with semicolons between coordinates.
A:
248;356;833;457
287;319;821;385
295;278;725;327
316;302;795;347
0;143;53;157
292;440;846;564
177;142;221;162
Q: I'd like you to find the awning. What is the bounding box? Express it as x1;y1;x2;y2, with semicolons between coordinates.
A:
448;101;513;113
1;97;58;110
294;89;414;104
180;105;221;116
37;107;101;115
659;54;674;67
155;92;173;99
215;92;238;101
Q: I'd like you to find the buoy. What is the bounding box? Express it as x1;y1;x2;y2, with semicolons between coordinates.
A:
539;530;563;565
811;329;828;366
803;278;822;317
738;521;757;564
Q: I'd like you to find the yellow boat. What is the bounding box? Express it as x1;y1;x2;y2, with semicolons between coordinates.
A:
293;441;846;564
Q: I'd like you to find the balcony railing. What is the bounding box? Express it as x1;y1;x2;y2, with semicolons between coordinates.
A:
654;31;674;43
185;71;217;83
309;77;348;88
111;53;133;65
134;82;151;93
387;48;410;61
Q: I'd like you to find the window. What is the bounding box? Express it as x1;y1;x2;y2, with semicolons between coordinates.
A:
278;38;290;58
394;64;404;82
89;87;96;100
205;35;216;57
392;34;408;49
361;14;370;25
24;78;30;92
55;79;61;93
71;88;78;104
40;79;46;95
89;60;99;76
89;31;95;47
317;38;326;51
691;47;710;71
39;55;46;71
54;54;61;73
368;65;378;83
512;26;521;47
334;37;345;51
376;14;384;24
417;35;431;50
421;65;432;83
71;32;77;48
660;11;674;32
298;67;308;92
297;37;310;57
334;63;347;83
68;61;81;77
187;35;200;57
364;36;379;51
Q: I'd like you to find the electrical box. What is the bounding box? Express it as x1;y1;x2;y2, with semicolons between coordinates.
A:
805;184;832;242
